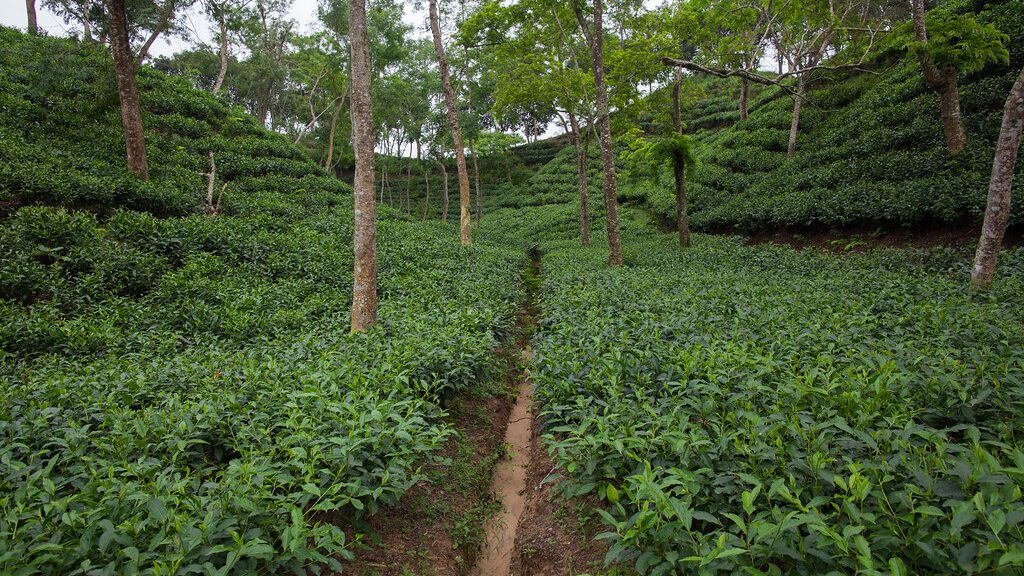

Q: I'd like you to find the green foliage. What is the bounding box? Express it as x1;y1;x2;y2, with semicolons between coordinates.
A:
0;27;523;575
621;130;698;185
528;225;1024;575
899;12;1009;74
605;0;1024;232
477;131;526;156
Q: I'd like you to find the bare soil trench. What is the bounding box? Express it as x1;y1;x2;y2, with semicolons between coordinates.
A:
342;254;615;576
472;346;534;575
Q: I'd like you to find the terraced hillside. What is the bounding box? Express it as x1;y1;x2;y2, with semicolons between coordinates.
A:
0;28;521;574
481;149;1024;576
494;1;1024;236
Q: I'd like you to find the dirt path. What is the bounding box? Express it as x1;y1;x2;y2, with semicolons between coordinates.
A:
472;255;541;576
344;254;617;576
472;348;534;575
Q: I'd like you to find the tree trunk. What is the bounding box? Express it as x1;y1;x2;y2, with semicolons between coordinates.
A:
429;0;472;246
787;77;804;159
937;72;967;155
588;0;622;266
26;0;38;35
204;151;217;214
404;163;412;212
471;143;482;227
212;12;229;95
135;0;176;70
569;110;591;246
424;168;431;219
672;68;690;248
910;0;966;156
739;77;749;121
349;0;377;332
441;162;450;223
324;100;342;170
82;10;93;42
256;92;271;127
971;65;1024;291
107;0;149;180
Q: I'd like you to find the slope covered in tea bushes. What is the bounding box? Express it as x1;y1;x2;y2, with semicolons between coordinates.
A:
479;189;1024;574
0;28;522;574
495;1;1024;235
678;0;1024;232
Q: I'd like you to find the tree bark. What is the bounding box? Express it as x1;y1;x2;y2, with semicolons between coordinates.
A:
211;11;229;94
26;0;38;35
672;68;690;248
569;110;591;246
404;163;412;212
82;9;93;42
936;72;967;155
424;168;431;219
429;0;472;245
588;0;622;266
441;161;450;223
971;65;1024;291
349;0;377;332
739;77;749;121
204;151;218;214
910;0;966;156
787;76;805;159
324;100;342;170
135;0;176;70
471;143;482;227
107;0;149;180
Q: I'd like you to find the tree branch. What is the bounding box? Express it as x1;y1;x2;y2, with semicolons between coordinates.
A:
135;0;176;69
661;57;879;103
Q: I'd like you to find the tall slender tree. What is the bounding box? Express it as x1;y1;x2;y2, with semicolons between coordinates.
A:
568;110;591;246
107;0;150;180
909;0;964;155
906;0;1008;157
206;0;234;95
971;64;1024;291
581;0;622;266
671;67;690;248
349;0;377;332
26;0;39;35
429;0;472;245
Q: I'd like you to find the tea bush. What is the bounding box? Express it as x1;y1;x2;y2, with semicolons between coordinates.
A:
0;28;523;575
529;226;1024;575
508;1;1024;233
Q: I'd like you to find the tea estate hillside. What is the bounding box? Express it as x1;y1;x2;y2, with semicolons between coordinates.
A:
2;0;1024;574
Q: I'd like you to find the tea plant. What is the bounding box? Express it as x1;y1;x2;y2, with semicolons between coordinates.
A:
528;227;1024;575
0;29;523;575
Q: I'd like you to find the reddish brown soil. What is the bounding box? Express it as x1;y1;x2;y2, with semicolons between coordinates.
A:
509;413;623;576
340;375;514;576
341;256;623;576
473;351;533;575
